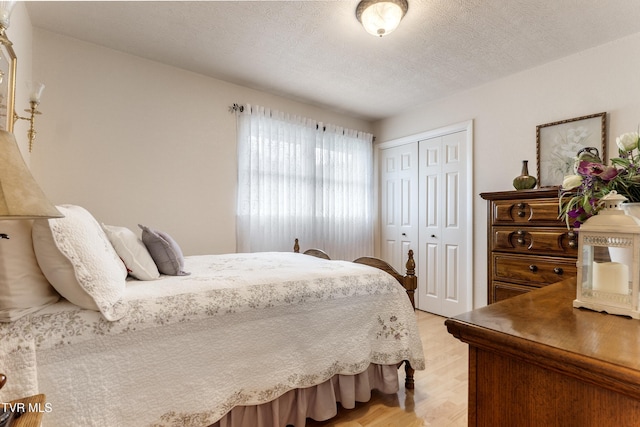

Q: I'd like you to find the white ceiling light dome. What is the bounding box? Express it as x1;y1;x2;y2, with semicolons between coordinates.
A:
356;0;409;37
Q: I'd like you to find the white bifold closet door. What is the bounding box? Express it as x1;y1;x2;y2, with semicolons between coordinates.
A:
417;131;469;317
379;127;470;317
380;143;419;274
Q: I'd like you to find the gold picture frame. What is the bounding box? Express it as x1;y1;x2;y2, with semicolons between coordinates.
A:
536;112;607;187
0;31;16;133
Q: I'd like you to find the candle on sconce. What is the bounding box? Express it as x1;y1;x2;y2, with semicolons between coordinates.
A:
15;81;45;152
27;81;45;104
0;0;17;30
592;261;629;294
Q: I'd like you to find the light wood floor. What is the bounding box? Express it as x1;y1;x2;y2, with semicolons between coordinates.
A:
307;310;468;427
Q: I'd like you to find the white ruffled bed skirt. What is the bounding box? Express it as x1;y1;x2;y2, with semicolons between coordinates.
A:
212;364;400;427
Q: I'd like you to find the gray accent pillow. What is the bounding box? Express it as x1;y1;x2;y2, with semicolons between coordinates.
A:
138;224;190;276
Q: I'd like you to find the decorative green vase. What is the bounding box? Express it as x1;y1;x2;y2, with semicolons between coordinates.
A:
513;160;537;190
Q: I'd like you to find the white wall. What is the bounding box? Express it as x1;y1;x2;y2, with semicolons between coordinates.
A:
374;32;640;309
29;30;372;256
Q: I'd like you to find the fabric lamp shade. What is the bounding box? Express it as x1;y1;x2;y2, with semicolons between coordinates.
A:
0;130;62;219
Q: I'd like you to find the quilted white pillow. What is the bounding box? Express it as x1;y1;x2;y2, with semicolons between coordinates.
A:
0;220;59;322
32;205;128;321
102;224;160;281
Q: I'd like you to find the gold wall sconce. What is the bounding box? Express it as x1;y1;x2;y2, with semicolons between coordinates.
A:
13;82;44;153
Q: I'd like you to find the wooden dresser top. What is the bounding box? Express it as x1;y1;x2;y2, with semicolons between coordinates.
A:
446;279;640;399
480;187;561;201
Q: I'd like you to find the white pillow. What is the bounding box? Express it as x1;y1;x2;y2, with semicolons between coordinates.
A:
32;205;128;321
0;220;59;322
102;224;160;281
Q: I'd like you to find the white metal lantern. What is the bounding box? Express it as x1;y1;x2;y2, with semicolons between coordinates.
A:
574;192;640;318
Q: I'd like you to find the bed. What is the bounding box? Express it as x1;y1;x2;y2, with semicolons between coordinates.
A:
0;205;425;427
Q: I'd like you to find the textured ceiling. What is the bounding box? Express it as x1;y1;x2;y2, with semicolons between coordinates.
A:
25;0;640;121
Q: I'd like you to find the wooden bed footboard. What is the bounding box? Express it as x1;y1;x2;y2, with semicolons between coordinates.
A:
352;254;417;310
293;238;417;389
293;238;417;308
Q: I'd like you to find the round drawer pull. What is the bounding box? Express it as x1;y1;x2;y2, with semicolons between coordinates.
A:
529;265;538;272
554;267;564;275
568;240;577;249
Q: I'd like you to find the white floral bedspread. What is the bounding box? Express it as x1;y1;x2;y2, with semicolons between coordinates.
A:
0;252;425;427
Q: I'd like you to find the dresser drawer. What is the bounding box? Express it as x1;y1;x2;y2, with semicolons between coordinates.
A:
491;197;563;225
492;253;577;286
491;281;535;303
491;227;578;256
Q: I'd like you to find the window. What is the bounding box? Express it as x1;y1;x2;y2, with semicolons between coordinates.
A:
236;105;373;260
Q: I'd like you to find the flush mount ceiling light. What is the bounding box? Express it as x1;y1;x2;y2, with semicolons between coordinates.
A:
356;0;408;37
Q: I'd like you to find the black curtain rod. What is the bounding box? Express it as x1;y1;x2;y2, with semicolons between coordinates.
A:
228;103;373;140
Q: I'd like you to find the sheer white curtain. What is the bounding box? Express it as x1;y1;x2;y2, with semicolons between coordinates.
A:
236;105;373;260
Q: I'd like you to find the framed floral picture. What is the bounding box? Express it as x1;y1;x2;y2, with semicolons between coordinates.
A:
536;112;607;187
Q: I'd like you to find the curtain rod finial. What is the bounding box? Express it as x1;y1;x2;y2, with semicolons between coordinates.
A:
229;103;244;113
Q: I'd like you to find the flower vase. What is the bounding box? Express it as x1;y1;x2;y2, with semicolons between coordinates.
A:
513;160;537;190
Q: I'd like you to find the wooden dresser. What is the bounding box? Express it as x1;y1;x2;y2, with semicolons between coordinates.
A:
480;188;578;304
7;394;47;427
446;279;640;427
